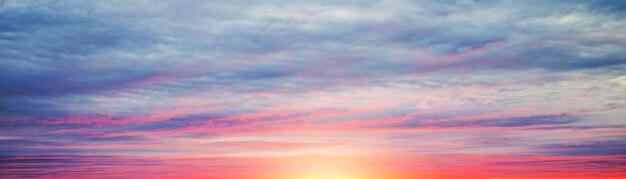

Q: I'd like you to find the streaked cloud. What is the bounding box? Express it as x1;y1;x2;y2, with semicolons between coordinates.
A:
1;0;625;178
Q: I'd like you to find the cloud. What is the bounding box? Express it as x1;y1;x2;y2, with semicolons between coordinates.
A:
1;0;625;177
380;114;576;128
0;2;160;97
537;141;626;156
120;113;224;131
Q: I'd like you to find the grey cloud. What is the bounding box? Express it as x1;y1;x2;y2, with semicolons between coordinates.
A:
390;114;577;128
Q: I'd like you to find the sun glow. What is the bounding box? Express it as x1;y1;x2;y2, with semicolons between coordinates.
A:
271;156;389;179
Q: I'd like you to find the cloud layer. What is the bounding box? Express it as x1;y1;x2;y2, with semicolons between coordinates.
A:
1;0;625;178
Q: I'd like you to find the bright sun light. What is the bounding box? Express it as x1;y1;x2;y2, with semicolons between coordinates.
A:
275;156;386;179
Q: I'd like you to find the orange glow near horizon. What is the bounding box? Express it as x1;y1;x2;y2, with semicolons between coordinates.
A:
263;156;398;179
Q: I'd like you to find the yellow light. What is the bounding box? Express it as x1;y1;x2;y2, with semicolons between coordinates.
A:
273;156;382;179
295;173;363;179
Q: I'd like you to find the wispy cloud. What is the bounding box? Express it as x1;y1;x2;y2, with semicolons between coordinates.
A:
1;0;625;178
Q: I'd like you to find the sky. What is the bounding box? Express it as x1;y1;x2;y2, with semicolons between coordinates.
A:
1;0;625;178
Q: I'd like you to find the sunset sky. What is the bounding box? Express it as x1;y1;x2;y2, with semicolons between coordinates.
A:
1;0;625;178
